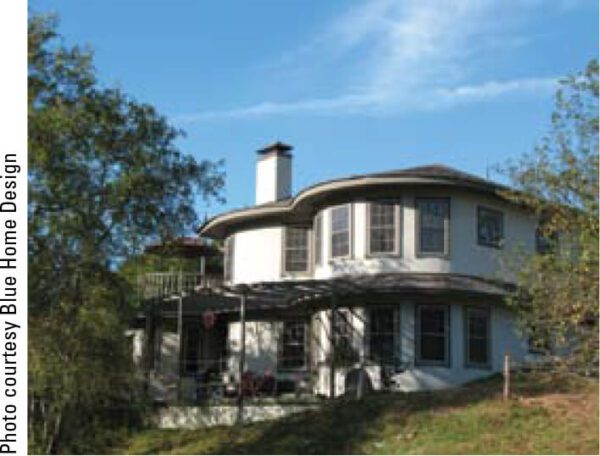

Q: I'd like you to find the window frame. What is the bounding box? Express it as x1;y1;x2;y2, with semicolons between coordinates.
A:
477;205;504;249
464;306;492;369
314;212;323;266
278;320;309;372
282;226;311;274
415;303;451;367
366;200;402;257
367;305;401;369
415;197;451;258
223;235;235;283
329;204;353;260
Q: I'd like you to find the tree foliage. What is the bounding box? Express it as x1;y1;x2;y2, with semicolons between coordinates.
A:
502;59;599;373
28;14;224;453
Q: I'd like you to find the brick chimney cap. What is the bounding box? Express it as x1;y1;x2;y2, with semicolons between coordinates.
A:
257;141;293;156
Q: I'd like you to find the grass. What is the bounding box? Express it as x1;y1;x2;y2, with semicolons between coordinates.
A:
113;372;598;455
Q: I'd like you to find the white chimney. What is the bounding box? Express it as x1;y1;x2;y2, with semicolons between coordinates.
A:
255;141;293;204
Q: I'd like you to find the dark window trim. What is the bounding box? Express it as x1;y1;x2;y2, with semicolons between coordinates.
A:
415;303;451;367
277;319;310;372
314;212;323;266
477;205;504;249
366;304;402;370
282;226;312;275
329;203;353;260
464;305;492;370
366;200;403;258
415;197;451;259
224;235;235;283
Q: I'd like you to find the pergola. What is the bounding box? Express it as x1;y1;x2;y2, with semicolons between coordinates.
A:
159;272;513;424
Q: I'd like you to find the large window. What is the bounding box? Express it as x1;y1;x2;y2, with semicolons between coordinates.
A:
314;213;323;266
279;321;307;370
369;306;397;366
332;309;358;364
465;307;491;368
477;206;504;248
224;235;235;282
284;227;310;272
416;304;450;365
330;205;351;258
416;198;450;256
368;202;400;255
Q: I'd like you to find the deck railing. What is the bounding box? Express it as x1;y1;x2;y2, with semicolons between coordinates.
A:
138;272;222;300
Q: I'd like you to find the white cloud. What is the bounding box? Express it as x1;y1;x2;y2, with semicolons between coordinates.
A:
176;0;565;122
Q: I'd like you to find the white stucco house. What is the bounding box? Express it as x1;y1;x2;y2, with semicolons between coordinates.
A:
135;141;540;403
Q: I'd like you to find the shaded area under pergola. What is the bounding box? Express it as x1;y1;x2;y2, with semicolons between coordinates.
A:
146;272;514;425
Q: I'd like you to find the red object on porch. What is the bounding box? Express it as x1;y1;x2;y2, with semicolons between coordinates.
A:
202;310;216;329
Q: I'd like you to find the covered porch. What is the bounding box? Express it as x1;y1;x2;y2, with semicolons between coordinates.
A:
131;273;515;413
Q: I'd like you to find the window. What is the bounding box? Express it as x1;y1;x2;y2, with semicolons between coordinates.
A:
279;321;307;370
368;202;400;255
465;307;490;368
416;198;450;256
477;206;504;248
224;236;235;282
369;306;397;366
314;213;323;265
332;309;358;364
284;227;310;272
330;205;351;258
416;304;450;365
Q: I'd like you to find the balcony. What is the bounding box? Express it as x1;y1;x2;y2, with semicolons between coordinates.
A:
138;272;223;300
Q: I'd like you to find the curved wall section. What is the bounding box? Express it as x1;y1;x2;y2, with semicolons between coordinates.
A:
229;188;537;286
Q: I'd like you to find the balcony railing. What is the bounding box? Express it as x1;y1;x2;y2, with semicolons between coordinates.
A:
138;272;222;300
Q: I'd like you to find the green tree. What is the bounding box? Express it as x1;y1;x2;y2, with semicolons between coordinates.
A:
502;59;599;373
28;14;224;453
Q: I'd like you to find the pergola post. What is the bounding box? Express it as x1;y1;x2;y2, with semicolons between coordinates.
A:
237;291;247;425
176;268;183;401
329;293;337;399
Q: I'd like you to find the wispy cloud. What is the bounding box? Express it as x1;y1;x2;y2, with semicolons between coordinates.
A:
176;0;563;122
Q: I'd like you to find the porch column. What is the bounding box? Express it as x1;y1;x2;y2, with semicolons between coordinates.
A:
237;291;247;425
329;294;337;399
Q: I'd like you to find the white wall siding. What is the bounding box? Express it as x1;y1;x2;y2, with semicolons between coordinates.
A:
230;189;537;285
232;227;283;284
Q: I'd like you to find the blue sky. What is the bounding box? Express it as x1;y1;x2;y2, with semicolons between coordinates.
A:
34;0;598;220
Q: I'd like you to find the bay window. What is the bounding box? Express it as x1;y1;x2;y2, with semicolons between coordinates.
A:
330;205;351;258
368;201;400;255
416;198;450;257
314;213;323;265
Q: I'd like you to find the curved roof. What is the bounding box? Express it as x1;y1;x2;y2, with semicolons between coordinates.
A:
199;164;516;239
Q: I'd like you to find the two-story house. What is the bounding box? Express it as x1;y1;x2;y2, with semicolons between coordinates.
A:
193;141;536;397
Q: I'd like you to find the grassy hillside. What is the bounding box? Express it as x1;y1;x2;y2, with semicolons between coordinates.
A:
116;372;598;455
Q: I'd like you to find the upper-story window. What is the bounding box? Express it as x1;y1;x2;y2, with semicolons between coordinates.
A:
330;205;351;258
477;206;504;248
368;201;401;255
224;235;235;282
283;227;310;272
416;198;450;257
314;213;323;266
